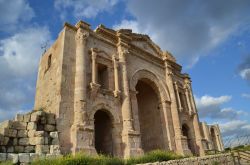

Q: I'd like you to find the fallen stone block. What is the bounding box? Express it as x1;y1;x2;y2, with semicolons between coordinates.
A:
19;153;30;163
28;130;36;137
7;153;19;164
34;131;46;137
13;138;18;145
44;124;55;132
12;121;27;130
19;137;29;145
31;111;44;122
0;153;7;162
14;146;24;153
0;120;13;129
46;113;56;124
52;138;59;145
34;137;46;145
25;146;35;153
8;129;18;137
29;137;36;145
15;114;24;122
0;146;6;153
27;122;37;130
0;136;9;145
36;145;50;154
18;130;28;137
7;146;14;153
23;114;31;122
30;153;39;161
50;131;58;138
50;145;61;154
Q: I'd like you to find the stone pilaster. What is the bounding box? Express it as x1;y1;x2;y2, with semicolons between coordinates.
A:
161;100;174;151
117;33;143;158
174;82;183;112
192;113;205;156
184;86;193;114
71;21;96;154
184;77;205;155
164;61;184;155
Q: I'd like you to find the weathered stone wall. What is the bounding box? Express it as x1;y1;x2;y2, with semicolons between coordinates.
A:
137;153;233;165
34;28;64;115
0;110;61;164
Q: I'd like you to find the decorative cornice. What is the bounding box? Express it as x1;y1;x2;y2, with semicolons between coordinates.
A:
64;22;77;31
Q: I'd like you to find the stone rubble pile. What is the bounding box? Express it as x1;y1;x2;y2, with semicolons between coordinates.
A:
0;110;61;164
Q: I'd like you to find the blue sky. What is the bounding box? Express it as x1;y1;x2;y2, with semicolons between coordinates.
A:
0;0;250;139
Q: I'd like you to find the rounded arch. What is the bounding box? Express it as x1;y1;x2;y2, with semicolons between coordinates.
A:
90;103;119;123
130;69;171;102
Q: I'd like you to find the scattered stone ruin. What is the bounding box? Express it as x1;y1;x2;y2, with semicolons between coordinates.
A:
0;20;224;163
0;110;61;163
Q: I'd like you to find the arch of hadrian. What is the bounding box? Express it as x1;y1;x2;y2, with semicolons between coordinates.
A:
31;20;223;158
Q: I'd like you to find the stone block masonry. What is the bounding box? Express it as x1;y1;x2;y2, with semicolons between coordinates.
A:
0;110;61;164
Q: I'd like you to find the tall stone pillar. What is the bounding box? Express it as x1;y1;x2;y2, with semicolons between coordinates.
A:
164;60;184;155
117;32;143;158
71;21;96;154
113;55;120;97
91;48;97;84
119;48;134;131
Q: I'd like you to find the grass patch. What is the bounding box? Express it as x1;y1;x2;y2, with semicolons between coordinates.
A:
126;150;184;165
224;145;250;152
31;150;183;165
31;153;123;165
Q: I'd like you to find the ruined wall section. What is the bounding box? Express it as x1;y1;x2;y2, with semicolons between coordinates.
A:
34;29;65;116
57;26;77;153
0;110;61;164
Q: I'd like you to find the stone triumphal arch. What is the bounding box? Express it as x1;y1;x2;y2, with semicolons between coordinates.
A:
31;20;224;158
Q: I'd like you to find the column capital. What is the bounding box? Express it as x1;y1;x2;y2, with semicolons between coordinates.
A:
90;48;98;59
76;28;89;43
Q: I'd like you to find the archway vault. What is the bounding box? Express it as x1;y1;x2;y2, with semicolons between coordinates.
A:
90;103;120;123
130;69;171;103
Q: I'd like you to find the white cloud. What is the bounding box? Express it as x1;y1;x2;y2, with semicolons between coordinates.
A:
54;0;118;20
195;95;247;120
0;0;34;31
0;27;52;122
240;68;250;80
0;27;51;76
114;0;250;67
220;120;250;137
196;95;231;107
113;20;141;33
242;93;250;99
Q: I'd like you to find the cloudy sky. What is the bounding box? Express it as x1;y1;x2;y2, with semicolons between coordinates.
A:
0;0;250;140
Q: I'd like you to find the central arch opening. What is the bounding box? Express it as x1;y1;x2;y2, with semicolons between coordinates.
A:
136;79;165;152
94;110;113;156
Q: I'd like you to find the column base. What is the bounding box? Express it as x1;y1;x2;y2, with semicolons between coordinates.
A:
122;130;144;158
71;124;97;155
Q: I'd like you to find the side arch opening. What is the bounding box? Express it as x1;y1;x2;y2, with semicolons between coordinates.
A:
94;110;113;156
